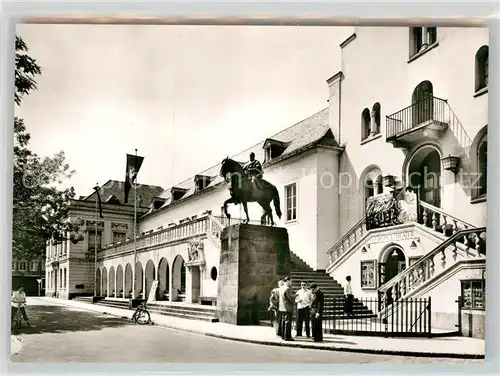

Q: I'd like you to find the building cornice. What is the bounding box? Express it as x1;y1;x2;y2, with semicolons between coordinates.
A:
339;32;357;49
326;71;344;85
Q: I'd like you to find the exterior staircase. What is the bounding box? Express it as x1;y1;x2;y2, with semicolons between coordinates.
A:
74;296;219;322
290;252;376;319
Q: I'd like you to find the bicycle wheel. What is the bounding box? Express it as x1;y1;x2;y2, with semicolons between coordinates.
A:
14;310;22;330
135;310;151;325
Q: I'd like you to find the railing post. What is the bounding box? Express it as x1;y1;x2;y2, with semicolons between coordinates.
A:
455;295;462;333
427;297;432;338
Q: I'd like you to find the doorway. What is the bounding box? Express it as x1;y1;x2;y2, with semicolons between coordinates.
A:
412;81;434;126
379;247;407;306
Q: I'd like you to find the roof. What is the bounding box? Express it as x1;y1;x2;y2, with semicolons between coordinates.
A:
153;107;339;210
82;180;164;208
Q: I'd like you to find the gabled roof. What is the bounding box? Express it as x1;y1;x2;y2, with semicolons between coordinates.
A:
153;107;340;211
83;180;164;208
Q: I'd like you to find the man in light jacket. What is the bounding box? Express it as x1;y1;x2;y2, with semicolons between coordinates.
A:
295;281;313;337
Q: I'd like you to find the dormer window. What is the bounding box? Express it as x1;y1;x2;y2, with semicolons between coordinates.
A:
263;139;289;162
105;195;121;205
194;175;211;192
151;197;167;210
171;187;188;202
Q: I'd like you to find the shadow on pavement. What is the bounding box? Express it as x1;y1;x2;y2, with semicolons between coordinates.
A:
12;303;134;335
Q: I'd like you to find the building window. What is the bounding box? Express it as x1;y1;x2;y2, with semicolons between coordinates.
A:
18;262;27;272
361;108;371;141
461;279;485;310
210;267;218;281
12;262;16;271
113;232;127;244
478;136;487;197
361;260;376;288
30;261;38;272
375;175;383;194
475;45;489;92
88;230;102;252
64;268;67;288
410;26;437;57
372;102;381;135
285;183;297;222
365;178;374;198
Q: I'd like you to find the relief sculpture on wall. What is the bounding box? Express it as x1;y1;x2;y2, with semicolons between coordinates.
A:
186;238;206;268
397;188;418;224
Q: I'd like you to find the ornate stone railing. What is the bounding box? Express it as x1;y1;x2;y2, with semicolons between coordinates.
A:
419;201;475;233
97;214;224;259
326;216;367;264
327;197;478;266
378;227;486;309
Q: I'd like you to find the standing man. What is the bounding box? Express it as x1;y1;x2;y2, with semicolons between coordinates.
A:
268;280;284;336
309;283;324;342
295;281;313;337
278;276;295;341
344;275;354;317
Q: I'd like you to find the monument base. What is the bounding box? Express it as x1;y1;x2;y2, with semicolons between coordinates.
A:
216;224;291;325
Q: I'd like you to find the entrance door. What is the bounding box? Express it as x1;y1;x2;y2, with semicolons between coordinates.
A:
419;150;441;227
412;81;433;126
190;267;201;304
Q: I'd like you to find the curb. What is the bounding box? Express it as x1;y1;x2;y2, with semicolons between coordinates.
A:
35;298;485;360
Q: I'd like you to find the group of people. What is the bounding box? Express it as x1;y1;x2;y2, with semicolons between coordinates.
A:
268;277;325;342
268;275;355;342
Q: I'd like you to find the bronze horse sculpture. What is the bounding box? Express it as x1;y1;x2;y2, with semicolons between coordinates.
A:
219;157;282;226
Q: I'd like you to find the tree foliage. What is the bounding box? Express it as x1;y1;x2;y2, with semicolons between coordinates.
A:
13;35;84;262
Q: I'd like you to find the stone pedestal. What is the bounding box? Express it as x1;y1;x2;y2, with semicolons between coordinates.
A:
216;224;291;325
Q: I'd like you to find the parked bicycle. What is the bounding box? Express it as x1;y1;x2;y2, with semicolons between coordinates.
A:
131;302;151;325
12;306;25;331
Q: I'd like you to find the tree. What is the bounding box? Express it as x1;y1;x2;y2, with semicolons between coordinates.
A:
13;35;83;262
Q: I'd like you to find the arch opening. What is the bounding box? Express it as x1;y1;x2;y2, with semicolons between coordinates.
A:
124;263;133;298
145;260;156;299
158;258;169;301
116;265;124;298
109;266;116;297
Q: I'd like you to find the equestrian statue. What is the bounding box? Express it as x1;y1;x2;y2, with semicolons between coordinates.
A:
220;152;282;226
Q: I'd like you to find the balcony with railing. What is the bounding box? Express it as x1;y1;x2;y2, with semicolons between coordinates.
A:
386;96;450;146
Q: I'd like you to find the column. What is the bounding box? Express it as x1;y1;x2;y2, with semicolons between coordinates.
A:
370;110;378;135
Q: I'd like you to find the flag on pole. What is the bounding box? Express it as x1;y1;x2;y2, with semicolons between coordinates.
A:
124;153;144;203
94;186;104;218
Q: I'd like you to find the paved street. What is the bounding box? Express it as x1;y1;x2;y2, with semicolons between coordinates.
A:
11;298;481;363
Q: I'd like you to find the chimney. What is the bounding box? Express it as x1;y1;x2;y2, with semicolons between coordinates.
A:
326;71;343;144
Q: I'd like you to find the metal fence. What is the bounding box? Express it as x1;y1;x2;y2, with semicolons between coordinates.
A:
261;296;432;338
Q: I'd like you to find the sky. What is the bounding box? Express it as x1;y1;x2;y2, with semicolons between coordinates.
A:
15;24;353;198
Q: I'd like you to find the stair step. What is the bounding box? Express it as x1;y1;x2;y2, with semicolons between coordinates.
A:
148;308;218;322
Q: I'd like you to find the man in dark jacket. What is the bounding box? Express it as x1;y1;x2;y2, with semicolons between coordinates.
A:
309;283;324;342
278;276;295;341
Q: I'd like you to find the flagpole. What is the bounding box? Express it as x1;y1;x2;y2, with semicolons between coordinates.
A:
93;183;99;297
133;148;138;299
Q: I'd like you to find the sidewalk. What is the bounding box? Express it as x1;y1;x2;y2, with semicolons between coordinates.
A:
35;297;484;359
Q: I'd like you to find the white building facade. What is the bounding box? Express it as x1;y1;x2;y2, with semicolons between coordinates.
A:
45;26;487;336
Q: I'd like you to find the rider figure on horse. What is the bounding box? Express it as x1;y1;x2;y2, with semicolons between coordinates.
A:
243;152;263;189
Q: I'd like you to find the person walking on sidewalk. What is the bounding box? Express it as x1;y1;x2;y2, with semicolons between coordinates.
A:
344;275;354;317
268;280;284;336
278;276;295;341
310;283;324;342
295;281;313;337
